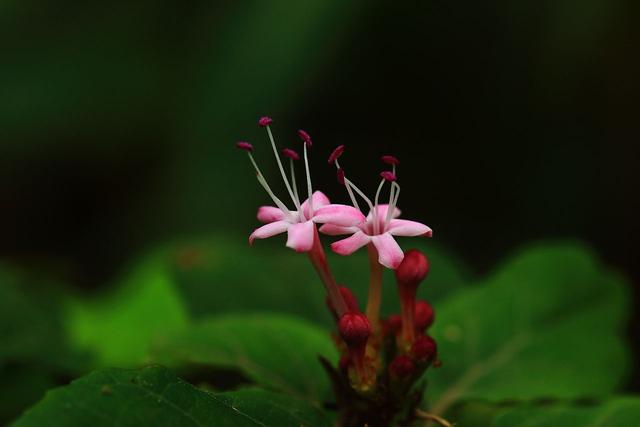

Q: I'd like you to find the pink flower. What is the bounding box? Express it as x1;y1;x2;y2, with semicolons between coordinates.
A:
320;205;431;269
324;148;432;269
250;191;365;252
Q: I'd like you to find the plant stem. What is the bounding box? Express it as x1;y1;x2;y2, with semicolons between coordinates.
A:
415;409;455;427
365;243;383;331
307;227;348;317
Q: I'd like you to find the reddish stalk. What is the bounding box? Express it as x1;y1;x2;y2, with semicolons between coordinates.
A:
307;227;348;317
365;243;384;331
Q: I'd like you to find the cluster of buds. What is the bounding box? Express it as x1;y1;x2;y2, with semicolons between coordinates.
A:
237;117;438;426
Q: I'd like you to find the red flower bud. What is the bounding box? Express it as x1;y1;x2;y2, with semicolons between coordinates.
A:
338;313;371;383
326;286;360;321
415;300;434;331
382;314;402;336
395;249;430;287
338;313;371;347
389;355;415;378
411;335;437;362
395;249;430;343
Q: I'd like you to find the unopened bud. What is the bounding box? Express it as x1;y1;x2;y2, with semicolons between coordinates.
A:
389;355;415;378
338;313;371;347
415;300;434;331
411;335;437;363
326;286;360;321
395;249;430;287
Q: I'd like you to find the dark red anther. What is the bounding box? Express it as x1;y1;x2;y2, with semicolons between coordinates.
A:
411;335;437;363
381;155;400;165
380;171;397;182
389;355;415;378
328;145;345;164
236;141;254;152
415;300;435;331
282;148;300;161
258;116;273;127
297;129;312;147
336;168;346;186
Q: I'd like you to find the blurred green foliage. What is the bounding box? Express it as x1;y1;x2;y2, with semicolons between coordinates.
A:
5;239;639;426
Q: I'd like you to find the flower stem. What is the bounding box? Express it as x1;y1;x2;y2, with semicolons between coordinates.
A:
307;227;348;317
399;283;416;343
365;243;384;331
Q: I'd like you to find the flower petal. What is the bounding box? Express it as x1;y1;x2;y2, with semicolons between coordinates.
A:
301;191;331;218
331;231;371;256
313;204;366;227
286;220;316;253
249;221;290;245
371;233;404;269
319;224;359;236
387;219;432;237
257;206;287;223
366;204;401;221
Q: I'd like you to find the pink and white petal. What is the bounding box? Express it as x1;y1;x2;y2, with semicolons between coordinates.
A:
286;220;316;253
249;221;290;245
257;206;287;223
371;233;404;269
319;224;359;236
366;204;402;221
313;204;366;227
387;219;432;237
331;231;371;256
301;191;331;217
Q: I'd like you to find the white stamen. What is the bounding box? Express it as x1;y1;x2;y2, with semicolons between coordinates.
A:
289;158;300;203
333;159;362;211
373;178;386;234
385;182;401;229
303;143;314;216
247;153;294;221
266;126;304;219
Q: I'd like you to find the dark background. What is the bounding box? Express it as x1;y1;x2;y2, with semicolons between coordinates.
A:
1;0;639;384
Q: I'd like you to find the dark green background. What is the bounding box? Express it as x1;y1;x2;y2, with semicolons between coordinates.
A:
1;0;639;400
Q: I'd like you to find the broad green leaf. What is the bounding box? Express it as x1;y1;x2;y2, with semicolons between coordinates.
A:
492;397;640;427
0;265;84;424
12;366;331;427
0;265;68;365
152;313;337;404
63;254;190;367
426;242;631;415
170;236;468;327
449;397;640;427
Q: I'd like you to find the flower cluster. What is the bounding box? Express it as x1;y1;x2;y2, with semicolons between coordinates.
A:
237;116;439;426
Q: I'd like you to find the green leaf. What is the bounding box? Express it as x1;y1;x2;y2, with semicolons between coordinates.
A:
152;313;337;404
12;366;331;427
426;242;631;414
63;254;190;367
170;236;468;327
492;397;640;427
450;397;640;427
